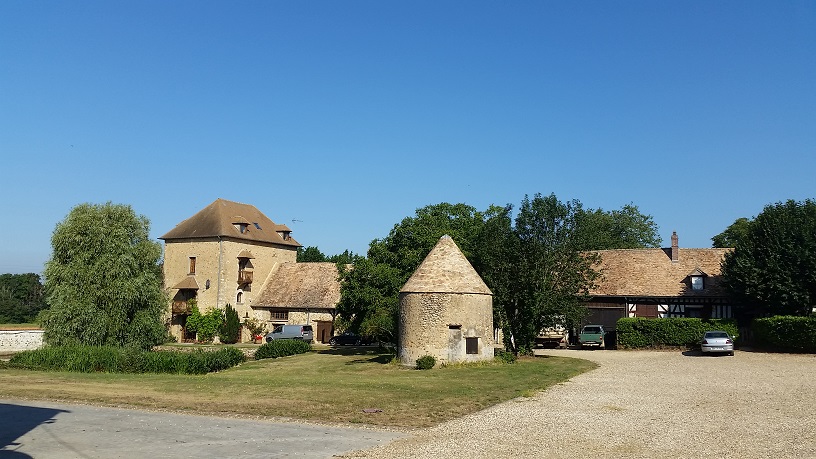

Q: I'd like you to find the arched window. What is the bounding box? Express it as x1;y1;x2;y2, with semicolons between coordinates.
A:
236;291;243;303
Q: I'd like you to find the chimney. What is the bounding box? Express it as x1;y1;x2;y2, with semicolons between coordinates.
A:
671;231;679;262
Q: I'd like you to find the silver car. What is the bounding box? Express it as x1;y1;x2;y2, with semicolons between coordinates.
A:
701;330;734;356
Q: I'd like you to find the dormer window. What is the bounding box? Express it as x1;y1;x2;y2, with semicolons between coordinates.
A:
691;275;704;291
687;268;707;291
232;217;250;234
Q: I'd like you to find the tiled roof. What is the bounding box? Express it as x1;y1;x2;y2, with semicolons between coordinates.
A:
400;235;492;295
253;262;340;308
159;198;300;247
589;248;732;297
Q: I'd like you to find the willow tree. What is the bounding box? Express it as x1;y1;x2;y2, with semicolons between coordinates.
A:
41;202;167;349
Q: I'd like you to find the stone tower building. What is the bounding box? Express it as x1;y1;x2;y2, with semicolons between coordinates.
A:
160;199;300;341
399;235;494;366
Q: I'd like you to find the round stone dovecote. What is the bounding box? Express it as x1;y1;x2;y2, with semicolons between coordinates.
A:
398;235;494;366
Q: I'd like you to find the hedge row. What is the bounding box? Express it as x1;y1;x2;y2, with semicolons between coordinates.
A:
616;318;739;349
752;316;816;353
9;346;245;374
254;339;312;360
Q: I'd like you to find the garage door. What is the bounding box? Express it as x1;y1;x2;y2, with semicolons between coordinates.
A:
585;308;626;330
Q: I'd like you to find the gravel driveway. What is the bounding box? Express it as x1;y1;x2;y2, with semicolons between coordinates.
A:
346;349;816;459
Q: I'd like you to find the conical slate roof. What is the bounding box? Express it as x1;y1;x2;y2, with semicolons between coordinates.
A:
400;235;492;295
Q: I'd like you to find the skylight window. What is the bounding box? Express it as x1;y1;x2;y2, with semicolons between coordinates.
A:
253;222;261;230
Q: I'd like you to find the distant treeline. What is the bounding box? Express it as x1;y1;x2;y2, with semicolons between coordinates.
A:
0;273;47;323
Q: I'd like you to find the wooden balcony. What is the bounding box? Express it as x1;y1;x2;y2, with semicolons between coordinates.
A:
238;270;253;285
172;300;192;314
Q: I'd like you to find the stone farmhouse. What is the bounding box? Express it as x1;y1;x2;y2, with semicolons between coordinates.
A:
160;199;339;342
399;235;494;366
584;231;734;335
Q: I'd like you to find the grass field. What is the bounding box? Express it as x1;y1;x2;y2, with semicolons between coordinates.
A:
0;347;596;428
0;323;39;329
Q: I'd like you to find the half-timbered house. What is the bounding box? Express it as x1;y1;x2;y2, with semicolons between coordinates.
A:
584;232;734;334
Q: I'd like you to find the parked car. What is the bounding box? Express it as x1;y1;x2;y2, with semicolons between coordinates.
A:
265;324;313;343
700;330;734;355
328;331;371;346
579;324;606;349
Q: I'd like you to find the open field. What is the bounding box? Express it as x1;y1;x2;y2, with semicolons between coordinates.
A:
0;347;596;428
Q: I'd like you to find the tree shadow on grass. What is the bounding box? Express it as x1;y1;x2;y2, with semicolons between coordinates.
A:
315;347;395;364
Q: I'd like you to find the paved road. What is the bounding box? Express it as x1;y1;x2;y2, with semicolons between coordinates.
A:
0;400;405;458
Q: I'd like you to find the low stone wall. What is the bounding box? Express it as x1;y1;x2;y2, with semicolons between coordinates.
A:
0;329;44;352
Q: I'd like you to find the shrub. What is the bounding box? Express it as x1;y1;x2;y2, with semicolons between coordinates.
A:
616;318;739;349
243;317;267;341
219;303;240;344
8;346;245;374
753;316;816;353
495;349;517;364
185;306;224;343
415;354;436;370
255;340;312;360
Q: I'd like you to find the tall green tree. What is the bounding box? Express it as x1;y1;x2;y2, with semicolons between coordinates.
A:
0;273;47;323
336;259;404;342
40;202;167;349
297;246;327;262
712;217;752;248
573;203;662;250
327;250;363;265
477;194;601;355
297;246;362;264
721;200;816;318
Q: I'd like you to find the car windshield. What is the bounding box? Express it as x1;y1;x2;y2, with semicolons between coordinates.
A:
706;332;729;338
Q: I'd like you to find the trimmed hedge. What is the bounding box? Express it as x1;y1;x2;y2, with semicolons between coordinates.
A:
8;346;245;374
617;318;739;349
753;316;816;353
254;339;312;360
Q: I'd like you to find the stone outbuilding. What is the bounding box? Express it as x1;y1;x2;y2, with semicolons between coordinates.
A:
399;235;494;366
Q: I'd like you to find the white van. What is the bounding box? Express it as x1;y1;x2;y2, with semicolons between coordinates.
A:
265;324;314;343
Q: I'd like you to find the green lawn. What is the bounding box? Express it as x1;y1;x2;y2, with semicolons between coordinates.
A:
0;347;596;428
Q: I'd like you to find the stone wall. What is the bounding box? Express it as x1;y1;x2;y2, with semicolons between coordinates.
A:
399;292;494;366
0;329;44;352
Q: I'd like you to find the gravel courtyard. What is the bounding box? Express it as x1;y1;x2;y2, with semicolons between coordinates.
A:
347;349;816;459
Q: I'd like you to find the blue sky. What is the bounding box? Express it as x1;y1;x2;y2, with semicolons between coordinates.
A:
1;1;814;274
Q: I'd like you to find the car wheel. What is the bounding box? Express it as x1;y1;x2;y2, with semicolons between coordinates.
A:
329;338;337;345
354;339;361;345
